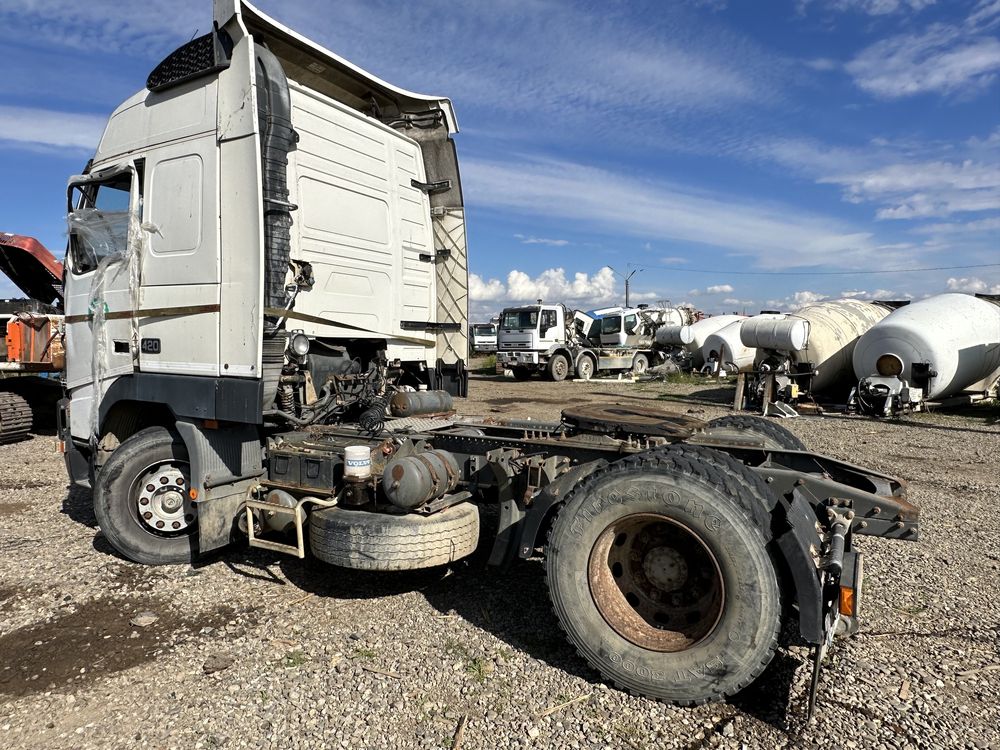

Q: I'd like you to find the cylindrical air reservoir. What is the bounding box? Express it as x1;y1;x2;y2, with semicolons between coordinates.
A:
702;316;782;373
389;390;454;418
381;449;460;509
853;293;1000;399
742;299;892;393
656;315;745;367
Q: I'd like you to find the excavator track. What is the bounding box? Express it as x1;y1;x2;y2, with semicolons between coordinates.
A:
0;391;33;444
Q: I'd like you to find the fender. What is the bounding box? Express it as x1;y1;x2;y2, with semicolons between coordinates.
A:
174;419;264;553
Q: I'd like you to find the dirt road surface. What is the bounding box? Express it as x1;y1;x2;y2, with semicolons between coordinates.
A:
1;369;998;749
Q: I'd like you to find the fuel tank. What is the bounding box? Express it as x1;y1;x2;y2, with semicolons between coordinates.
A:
853;293;1000;399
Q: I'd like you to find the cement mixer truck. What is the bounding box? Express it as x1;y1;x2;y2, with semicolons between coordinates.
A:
736;299;899;413
851;293;1000;416
48;0;923;713
496;302;693;380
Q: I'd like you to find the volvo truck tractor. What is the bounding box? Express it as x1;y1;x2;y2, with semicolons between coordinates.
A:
496;303;694;380
60;0;919;712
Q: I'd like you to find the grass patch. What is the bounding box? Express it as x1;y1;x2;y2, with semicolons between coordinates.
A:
476;354;497;374
282;650;309;668
352;647;377;660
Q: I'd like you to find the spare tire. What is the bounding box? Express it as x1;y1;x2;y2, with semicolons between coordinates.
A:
309;503;480;571
705;414;806;451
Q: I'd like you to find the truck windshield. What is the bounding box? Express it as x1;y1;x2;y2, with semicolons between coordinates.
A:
601;315;622;334
502;311;538;329
473;324;496;335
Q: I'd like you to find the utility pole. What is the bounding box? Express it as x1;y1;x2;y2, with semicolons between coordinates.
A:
609;264;643;308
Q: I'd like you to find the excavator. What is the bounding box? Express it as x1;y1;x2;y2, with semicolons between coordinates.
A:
0;232;64;443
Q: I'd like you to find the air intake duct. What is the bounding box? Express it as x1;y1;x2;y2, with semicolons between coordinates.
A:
255;44;296;320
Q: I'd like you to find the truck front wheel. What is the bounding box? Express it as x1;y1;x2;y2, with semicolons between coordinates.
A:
93;426;198;566
545;452;780;705
548;353;570;382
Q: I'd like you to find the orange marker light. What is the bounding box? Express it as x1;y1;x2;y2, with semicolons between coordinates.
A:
189;488;199;500
839;586;856;617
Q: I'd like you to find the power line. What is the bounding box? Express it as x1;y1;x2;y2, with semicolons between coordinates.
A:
657;263;1000;276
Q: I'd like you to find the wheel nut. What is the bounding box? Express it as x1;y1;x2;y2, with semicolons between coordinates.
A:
139;497;149;506
159;477;169;484
143;511;153;520
146;484;155;492
156;520;165;529
172;521;181;529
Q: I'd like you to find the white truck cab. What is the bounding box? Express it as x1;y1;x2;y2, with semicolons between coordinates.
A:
469;322;498;352
59;0;469;557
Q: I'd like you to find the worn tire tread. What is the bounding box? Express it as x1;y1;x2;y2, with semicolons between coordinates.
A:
544;448;782;706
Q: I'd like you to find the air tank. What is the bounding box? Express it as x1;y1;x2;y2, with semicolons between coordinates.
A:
656;315;745;368
702;317;781;373
741;299;893;393
853;293;1000;400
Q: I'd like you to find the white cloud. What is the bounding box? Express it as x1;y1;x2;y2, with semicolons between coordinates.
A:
464;155;891;269
913;216;1000;233
0;106;106;151
839;288;904;299
262;0;786;145
793;290;829;307
799;0;936;15
506;267;618;304
0;1;204;57
661;256;689;265
946;276;1000;294
821;159;1000;219
845;3;1000;99
468;266;632;317
805;58;840;71
469;273;506;302
513;234;570;247
706;284;735;294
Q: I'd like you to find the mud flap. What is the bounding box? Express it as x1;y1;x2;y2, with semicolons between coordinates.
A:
174;420;264;553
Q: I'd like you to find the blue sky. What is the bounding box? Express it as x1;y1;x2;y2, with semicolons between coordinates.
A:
0;0;998;319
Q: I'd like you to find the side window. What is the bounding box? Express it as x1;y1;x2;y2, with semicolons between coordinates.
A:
541;310;557;332
68;170;136;275
624;314;637;334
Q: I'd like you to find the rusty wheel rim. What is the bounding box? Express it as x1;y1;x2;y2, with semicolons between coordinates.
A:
588;513;725;652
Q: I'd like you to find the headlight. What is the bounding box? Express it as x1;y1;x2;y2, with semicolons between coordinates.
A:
289;331;310;357
875;354;903;377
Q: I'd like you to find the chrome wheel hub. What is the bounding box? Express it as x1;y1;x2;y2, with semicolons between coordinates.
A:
136;464;195;534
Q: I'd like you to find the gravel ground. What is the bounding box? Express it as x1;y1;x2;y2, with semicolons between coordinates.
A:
1;369;998;750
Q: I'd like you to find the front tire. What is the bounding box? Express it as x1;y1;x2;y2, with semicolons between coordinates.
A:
548;353;570;382
93;426;198;565
546;452;780;705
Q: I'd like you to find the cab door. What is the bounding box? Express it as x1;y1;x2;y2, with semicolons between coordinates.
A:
63;164;140;438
